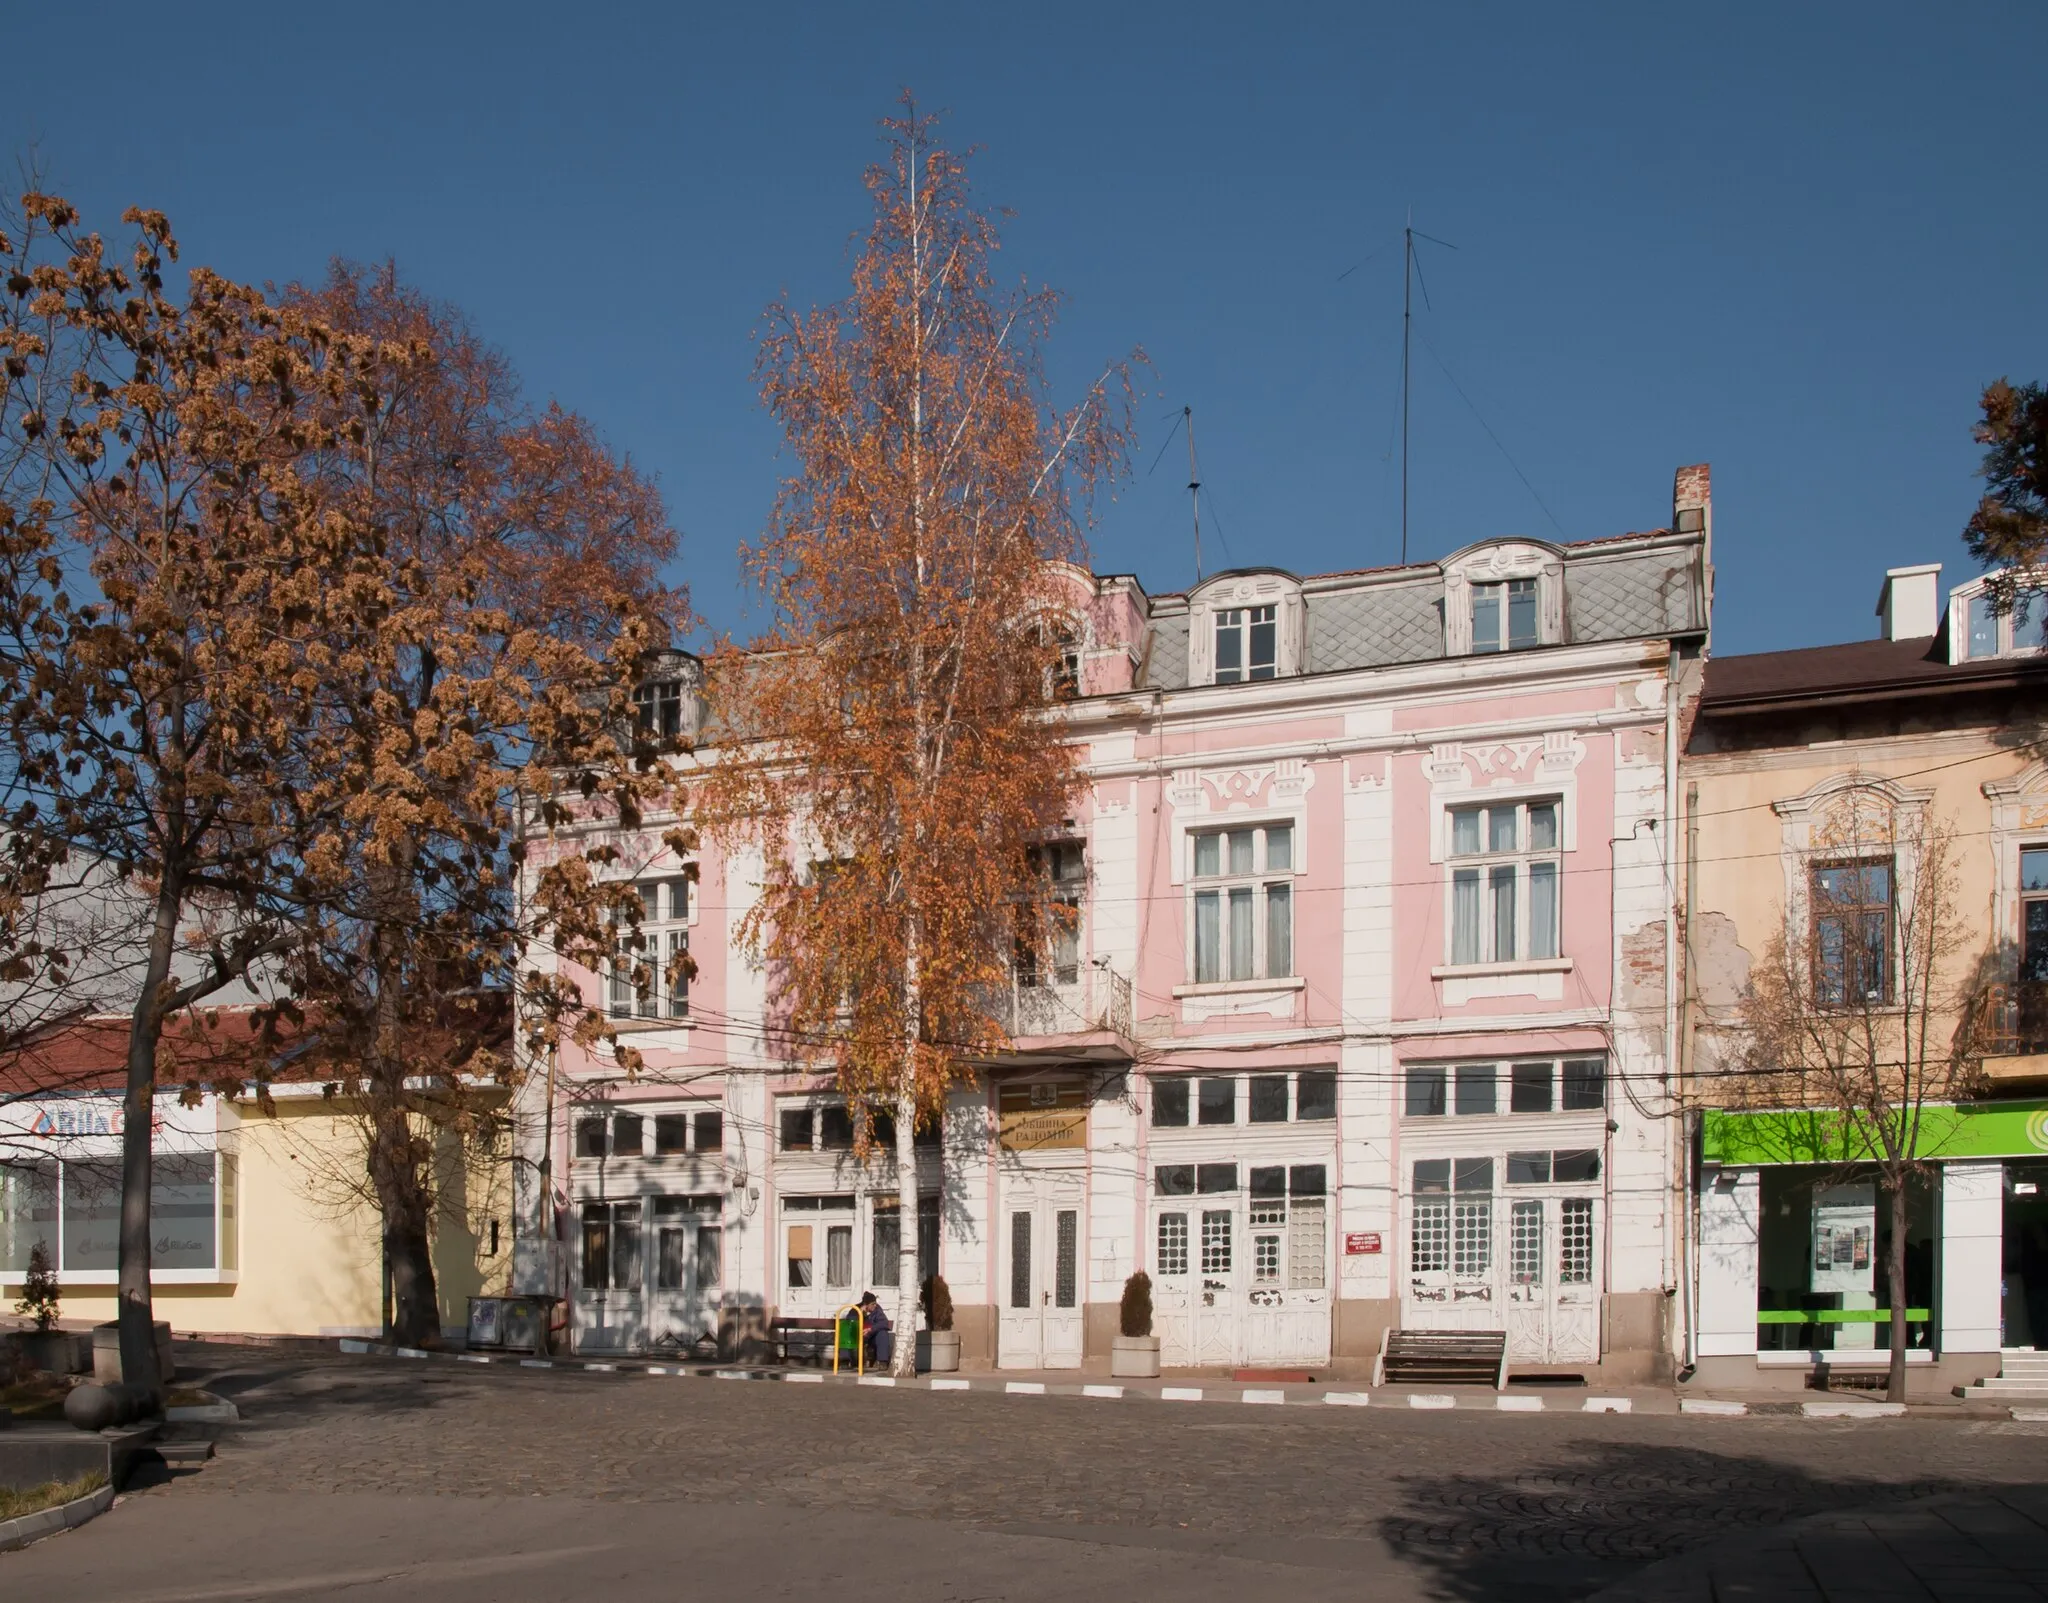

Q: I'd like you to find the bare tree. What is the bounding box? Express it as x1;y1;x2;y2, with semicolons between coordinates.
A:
1733;783;1987;1401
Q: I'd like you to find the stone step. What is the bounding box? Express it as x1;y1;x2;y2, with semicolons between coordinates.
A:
1965;1380;2048;1397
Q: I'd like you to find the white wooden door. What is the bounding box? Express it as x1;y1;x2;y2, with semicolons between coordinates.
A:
1402;1190;1499;1335
647;1196;722;1353
998;1174;1084;1369
576;1199;646;1353
781;1196;857;1320
1242;1191;1332;1364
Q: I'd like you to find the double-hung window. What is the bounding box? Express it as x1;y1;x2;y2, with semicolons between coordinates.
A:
1019;841;1085;987
608;877;692;1022
1447;800;1559;965
1811;860;1893;1007
1213;605;1277;682
1472;579;1540;653
633;678;687;740
1190;824;1293;983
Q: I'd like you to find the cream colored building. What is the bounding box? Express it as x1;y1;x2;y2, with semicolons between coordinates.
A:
1;1078;512;1341
1681;561;2048;1392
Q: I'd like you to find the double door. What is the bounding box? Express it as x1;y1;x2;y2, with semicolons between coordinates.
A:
648;1196;723;1352
998;1170;1084;1368
1151;1185;1332;1367
577;1194;725;1354
1404;1190;1600;1365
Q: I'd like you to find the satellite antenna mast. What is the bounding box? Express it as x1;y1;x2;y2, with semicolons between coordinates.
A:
1399;214;1456;566
1184;405;1203;581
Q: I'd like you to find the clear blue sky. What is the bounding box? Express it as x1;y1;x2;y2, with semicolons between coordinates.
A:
9;2;2044;657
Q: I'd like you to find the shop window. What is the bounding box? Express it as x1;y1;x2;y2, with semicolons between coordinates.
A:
1811;860;1894;1007
1190;825;1294;983
1;1161;56;1274
1297;1069;1337;1121
1197;1077;1237;1125
1447;799;1560;965
1249;1075;1289;1123
1755;1168;1934;1351
1152;1078;1191;1127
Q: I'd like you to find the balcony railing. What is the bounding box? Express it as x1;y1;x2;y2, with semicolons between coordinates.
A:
998;964;1133;1041
1984;979;2048;1058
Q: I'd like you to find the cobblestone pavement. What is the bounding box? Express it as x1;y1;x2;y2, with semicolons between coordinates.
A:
11;1345;2048;1600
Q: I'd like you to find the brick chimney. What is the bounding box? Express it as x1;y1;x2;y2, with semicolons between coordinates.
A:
1674;464;1712;630
1876;563;1941;641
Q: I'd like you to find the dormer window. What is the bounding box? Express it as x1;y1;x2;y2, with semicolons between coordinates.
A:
1472;579;1540;654
1962;589;2047;660
635;679;686;740
1214;606;1277;682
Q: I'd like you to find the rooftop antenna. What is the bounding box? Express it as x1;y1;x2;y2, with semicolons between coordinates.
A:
1399;214;1457;565
1184;405;1203;581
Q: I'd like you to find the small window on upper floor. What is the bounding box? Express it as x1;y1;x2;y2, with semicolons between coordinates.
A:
1214;606;1277;683
1441;543;1564;657
1961;587;2048;660
1472;579;1541;653
635;679;687;741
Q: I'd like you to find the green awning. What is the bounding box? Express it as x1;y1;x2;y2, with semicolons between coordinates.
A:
1703;1101;2048;1165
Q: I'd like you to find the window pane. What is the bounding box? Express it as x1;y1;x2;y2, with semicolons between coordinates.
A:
1453;1063;1496;1115
1201;1210;1233;1273
1510;1200;1543;1284
1157;1212;1189;1276
657;1225;687;1290
666;930;690;1018
1249;1164;1287;1199
1453;1200;1492;1276
1406;1065;1447;1117
1507;577;1539;649
872;1207;900;1287
1055;1210;1078;1308
1529;861;1559;960
1412;1199;1450;1271
613;1114;643;1157
779;1108;813;1151
1528;802;1557;850
1154;1164;1195;1197
1289;1164;1327;1197
2018;591;2048;650
825;1224;852;1287
694;1110;724;1153
1472;583;1501;652
1552;1149;1601;1183
1008;1211;1032;1308
1454;1157;1494;1194
1451;808;1481;856
1507;1151;1552;1185
1561;1058;1606;1111
1413;1159;1451;1194
1249;1075;1289;1123
1511;1061;1555;1113
1153;1078;1190;1126
2023;848;2048;893
1248;608;1277;678
696;1226;722;1289
1194;833;1220;878
653;1114;687;1155
1560;1197;1595;1284
1265;882;1292;978
1228;887;1255;979
576;1117;607;1158
0;1160;57;1273
1194;890;1220;983
1196;1163;1239;1194
1265;824;1293;872
1488;807;1518;853
1491;864;1518;961
1452;869;1481;964
1198;1077;1236;1125
612;1203;642;1291
1969;593;2000;658
1214;610;1243;682
1228;830;1256;876
818;1106;855;1150
581;1205;610;1290
152;1154;216;1271
1296;1069;1337;1121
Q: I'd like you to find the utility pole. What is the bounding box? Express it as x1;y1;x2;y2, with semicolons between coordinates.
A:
1185;405;1203;581
1401;221;1412;566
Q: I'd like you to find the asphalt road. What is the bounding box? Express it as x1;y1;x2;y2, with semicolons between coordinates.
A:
7;1347;2048;1601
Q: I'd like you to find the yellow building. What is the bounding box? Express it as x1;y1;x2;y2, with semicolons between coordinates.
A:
1681;561;2048;1393
1;1074;513;1342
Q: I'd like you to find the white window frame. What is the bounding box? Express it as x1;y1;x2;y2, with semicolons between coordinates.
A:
1187;821;1296;984
1213;604;1278;683
1440;543;1564;656
608;874;694;1024
1947;571;2048;663
1185;573;1304;685
1442;797;1562;967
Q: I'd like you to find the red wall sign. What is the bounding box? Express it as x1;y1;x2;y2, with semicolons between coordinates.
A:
1344;1232;1382;1255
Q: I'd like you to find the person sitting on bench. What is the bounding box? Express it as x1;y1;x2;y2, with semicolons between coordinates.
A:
859;1291;893;1367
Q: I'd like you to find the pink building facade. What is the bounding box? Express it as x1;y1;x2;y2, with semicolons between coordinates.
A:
512;466;1713;1383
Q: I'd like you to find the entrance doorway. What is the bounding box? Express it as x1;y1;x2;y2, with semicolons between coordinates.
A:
1150;1161;1332;1367
997;1170;1084;1369
2005;1161;2048;1349
648;1194;723;1353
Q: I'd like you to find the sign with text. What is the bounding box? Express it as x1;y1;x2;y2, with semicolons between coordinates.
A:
996;1081;1088;1152
1344;1232;1382;1255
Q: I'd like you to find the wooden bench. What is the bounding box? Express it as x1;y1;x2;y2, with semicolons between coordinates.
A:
1373;1328;1509;1390
770;1316;848;1366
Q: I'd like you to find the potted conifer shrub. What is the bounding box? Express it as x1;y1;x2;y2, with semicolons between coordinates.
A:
918;1275;959;1372
1111;1271;1160;1378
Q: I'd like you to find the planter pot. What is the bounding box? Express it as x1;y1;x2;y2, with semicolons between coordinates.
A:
1110;1335;1161;1379
919;1330;961;1373
8;1330;89;1375
91;1321;174;1386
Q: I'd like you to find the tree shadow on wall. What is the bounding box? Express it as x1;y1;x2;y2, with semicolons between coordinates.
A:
1375;1436;1961;1602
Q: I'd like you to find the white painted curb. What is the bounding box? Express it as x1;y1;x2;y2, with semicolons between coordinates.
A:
1681;1399;1748;1417
1082;1385;1124;1399
931;1378;971;1391
1324;1391;1371;1407
1496;1395;1544;1412
1584;1397;1632;1414
1408;1393;1456;1409
0;1483;117;1553
1004;1381;1046;1395
1161;1387;1204;1402
1801;1400;1905;1418
1241;1389;1287;1405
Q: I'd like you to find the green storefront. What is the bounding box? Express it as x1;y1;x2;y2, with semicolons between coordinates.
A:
1695;1101;2048;1378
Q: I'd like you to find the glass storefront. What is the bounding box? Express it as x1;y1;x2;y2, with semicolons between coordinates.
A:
2004;1160;2048;1348
1755;1165;1934;1352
